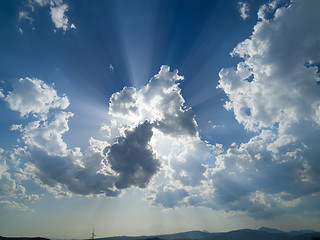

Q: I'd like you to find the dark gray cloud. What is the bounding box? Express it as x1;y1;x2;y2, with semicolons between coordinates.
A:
107;121;160;189
27;148;120;197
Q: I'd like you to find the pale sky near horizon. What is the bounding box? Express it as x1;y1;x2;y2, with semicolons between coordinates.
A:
1;0;320;238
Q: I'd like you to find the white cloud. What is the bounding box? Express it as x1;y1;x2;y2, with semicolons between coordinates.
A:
0;172;25;197
17;25;24;34
218;0;320;132
33;0;50;7
3;5;319;219
20;111;74;156
50;0;72;31
0;200;34;212
22;193;40;201
0;148;25;197
214;0;320;217
19;0;75;32
106;66;209;191
3;77;69;120
154;132;211;188
1;77;119;198
11;124;22;131
239;1;249;20
0;66;210;203
109;65;198;138
18;11;33;22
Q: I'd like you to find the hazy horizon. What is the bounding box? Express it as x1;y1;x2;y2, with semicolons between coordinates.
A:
1;227;318;239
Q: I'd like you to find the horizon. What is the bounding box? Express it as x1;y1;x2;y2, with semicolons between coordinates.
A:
1;0;320;238
1;226;318;239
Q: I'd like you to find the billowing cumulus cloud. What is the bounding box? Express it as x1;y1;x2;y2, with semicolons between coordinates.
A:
106;65;208;193
107;121;160;189
214;0;320;217
0;65;207;203
2;0;320;220
108;65;198;140
4;77;69;119
19;111;73;156
219;0;320;132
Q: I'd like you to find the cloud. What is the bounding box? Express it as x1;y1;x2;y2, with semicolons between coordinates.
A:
218;0;320;132
22;193;40;201
3;77;69;119
2;0;320;219
109;64;115;72
0;172;25;197
18;11;33;22
32;0;50;7
50;0;72;31
19;0;75;32
26;147;119;197
107;121;160;189
153;185;189;208
106;66;209;192
109;65;198;138
1;77;119;198
238;1;249;20
0;200;34;212
166;137;210;187
0;148;25;197
19;111;73;156
0;65;206;201
214;0;320;217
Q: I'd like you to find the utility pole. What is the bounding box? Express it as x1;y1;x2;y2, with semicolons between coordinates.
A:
91;229;96;240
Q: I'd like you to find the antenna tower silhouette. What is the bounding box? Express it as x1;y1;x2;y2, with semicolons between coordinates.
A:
91;229;96;240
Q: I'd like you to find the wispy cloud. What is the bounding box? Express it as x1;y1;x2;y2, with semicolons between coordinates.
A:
0;200;34;212
239;1;250;20
18;0;76;32
109;64;115;72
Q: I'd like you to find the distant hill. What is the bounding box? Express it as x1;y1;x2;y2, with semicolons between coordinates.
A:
259;227;316;236
259;227;286;234
95;228;320;240
2;227;320;240
0;237;49;240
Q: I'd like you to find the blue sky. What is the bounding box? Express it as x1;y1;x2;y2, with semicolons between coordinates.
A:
1;0;320;238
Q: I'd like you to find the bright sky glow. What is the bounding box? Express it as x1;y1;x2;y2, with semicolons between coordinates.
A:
0;0;320;238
